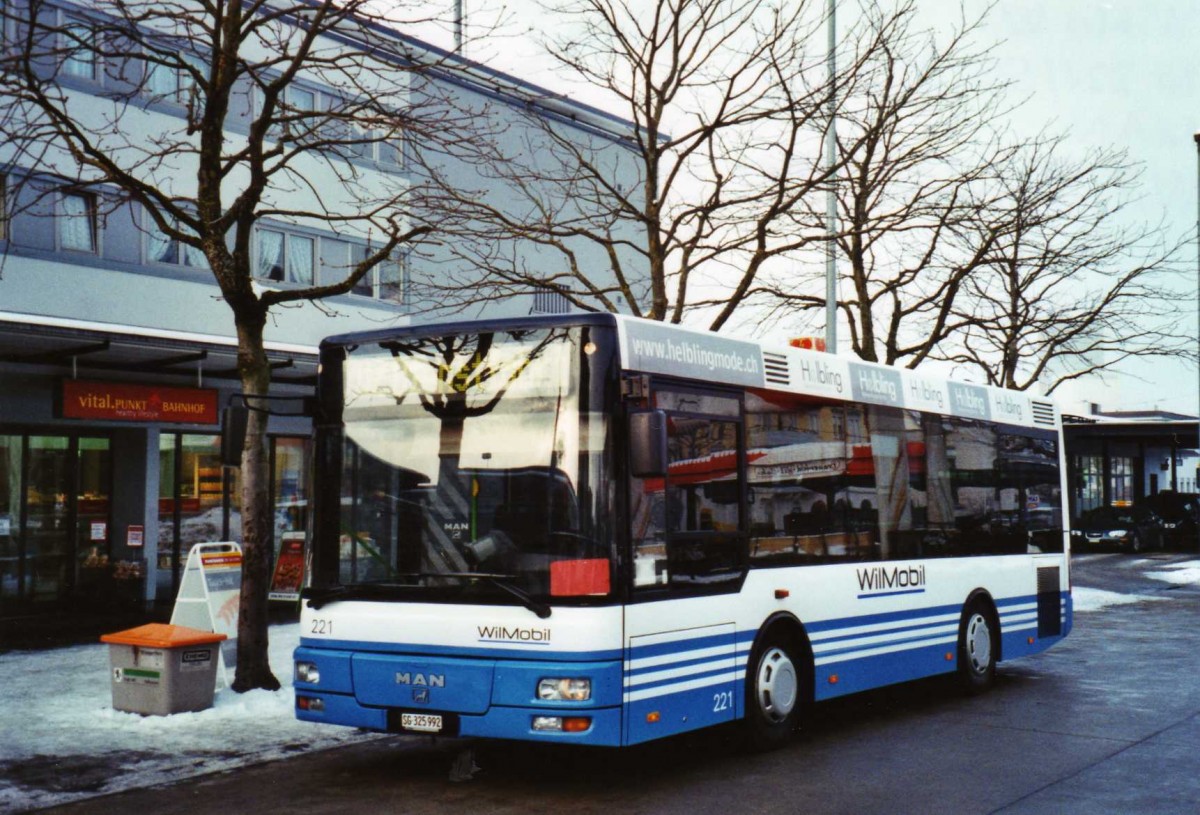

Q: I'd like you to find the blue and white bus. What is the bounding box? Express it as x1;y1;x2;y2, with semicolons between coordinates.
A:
294;314;1070;748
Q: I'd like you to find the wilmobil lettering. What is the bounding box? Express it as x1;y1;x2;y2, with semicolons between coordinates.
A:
477;625;552;643
857;565;926;593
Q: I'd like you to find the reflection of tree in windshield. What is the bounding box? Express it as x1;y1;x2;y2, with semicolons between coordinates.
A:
378;331;567;580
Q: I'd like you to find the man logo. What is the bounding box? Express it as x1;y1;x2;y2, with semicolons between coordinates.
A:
413;688;430;704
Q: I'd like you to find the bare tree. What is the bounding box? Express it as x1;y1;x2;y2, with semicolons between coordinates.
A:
937;135;1192;393
755;0;1017;365
420;0;890;329
0;0;495;690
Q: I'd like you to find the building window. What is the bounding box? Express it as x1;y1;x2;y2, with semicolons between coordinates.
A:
61;17;98;81
254;228;314;284
283;86;315;138
0;175;8;241
59;193;97;253
1110;456;1134;507
145;60;184;102
377;254;407;303
1075;454;1103;513
147;214;206;267
349;251;406;302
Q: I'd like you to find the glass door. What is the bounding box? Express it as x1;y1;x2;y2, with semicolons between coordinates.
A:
156;434;224;600
0;436;21;604
75;437;113;596
0;434;113;608
25;436;72;602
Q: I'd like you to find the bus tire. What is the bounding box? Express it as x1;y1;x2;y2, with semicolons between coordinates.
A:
744;630;806;750
957;599;998;695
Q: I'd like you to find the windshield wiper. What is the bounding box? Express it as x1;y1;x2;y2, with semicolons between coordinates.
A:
302;583;413;609
304;573;552;618
404;571;552;619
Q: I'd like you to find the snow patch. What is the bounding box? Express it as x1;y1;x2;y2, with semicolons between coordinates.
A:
0;624;377;812
1144;560;1200;586
1071;587;1161;613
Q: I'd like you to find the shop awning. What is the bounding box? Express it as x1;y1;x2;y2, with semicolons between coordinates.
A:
0;310;318;386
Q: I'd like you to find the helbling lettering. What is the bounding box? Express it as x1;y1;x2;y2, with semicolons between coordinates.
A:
856;565;926;593
857;369;898;402
994;393;1023;421
477;625;552;643
952;386;987;416
395;672;445;688
797;358;844;393
907;378;945;410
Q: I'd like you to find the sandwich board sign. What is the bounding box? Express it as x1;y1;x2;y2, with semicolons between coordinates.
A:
170;542;242;687
268;532;306;602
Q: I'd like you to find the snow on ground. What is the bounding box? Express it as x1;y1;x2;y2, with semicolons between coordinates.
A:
0;624;376;813
1071;586;1162;613
1143;560;1200;586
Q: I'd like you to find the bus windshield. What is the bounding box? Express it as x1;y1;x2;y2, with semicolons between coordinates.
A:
320;325;616;606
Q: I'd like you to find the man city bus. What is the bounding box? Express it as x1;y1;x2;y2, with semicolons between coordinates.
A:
293;314;1070;747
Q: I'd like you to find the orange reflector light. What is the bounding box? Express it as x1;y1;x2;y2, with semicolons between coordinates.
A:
775;589;790;599
789;336;827;352
828;674;839;684
563;717;591;733
945;653;954;661
646;711;661;723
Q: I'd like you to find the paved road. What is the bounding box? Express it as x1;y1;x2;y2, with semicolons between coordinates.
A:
38;554;1200;815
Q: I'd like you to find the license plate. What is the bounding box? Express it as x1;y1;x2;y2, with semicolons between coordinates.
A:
400;713;443;733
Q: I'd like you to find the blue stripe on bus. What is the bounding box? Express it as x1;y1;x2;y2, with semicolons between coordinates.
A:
810;616;957;647
813;628;957;662
626;631;737;660
625;663;737;694
626;651;736;679
804;601;966;634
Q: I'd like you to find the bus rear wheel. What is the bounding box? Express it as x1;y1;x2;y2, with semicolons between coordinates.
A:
957;601;997;694
744;633;805;750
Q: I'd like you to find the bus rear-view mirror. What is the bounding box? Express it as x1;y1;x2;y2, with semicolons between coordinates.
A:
629;410;668;478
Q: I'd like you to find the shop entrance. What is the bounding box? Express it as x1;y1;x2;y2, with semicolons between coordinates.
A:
0;433;112;610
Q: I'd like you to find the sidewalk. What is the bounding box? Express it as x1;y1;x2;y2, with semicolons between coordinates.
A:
0;624;376;813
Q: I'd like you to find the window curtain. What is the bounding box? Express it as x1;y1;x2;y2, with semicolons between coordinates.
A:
286;235;314;284
60;194;95;252
255;229;285;280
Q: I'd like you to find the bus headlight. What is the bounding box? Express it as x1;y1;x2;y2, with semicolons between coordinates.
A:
295;662;321;684
537;677;591;701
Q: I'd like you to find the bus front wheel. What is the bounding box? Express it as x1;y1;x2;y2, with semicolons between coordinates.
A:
957;600;998;694
744;632;805;750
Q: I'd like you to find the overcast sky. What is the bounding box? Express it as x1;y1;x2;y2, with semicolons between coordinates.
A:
432;0;1200;415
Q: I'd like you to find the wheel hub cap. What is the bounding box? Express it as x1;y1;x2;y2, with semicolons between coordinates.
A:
967;613;992;673
756;647;798;722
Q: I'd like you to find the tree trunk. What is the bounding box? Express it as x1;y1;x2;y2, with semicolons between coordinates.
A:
231;314;281;692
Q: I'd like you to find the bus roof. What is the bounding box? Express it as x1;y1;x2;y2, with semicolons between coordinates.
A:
322;313;1057;430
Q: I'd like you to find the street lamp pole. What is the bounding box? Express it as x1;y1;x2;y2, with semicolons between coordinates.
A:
1194;132;1199;493
824;0;837;354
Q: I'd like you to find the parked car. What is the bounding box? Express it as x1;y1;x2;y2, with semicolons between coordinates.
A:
1071;506;1165;553
1144;491;1199;551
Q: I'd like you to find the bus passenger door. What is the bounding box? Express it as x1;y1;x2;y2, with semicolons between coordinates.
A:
625;384;746;744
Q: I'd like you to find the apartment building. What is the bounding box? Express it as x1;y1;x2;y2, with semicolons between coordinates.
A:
0;0;644;630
